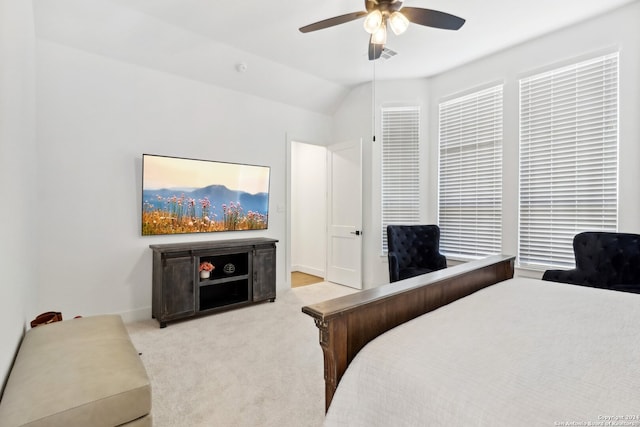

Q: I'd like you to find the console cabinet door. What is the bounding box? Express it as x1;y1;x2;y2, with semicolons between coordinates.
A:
253;246;276;302
161;256;195;320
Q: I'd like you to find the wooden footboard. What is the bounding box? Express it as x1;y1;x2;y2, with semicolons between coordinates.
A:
302;254;515;411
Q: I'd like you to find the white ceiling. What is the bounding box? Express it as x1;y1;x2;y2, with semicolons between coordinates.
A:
34;0;637;113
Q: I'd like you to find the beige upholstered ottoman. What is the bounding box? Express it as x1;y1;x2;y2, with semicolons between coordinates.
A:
0;315;151;427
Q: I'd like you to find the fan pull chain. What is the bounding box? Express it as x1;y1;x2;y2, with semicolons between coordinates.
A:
372;59;376;143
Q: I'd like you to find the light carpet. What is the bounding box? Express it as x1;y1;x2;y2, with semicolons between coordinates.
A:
126;282;357;427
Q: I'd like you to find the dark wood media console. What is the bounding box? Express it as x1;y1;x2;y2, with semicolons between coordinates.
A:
150;238;278;328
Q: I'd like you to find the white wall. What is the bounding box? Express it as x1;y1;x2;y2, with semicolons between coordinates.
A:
34;40;332;322
291;142;327;278
0;0;37;386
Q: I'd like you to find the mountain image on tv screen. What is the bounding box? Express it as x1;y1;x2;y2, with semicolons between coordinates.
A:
141;154;270;235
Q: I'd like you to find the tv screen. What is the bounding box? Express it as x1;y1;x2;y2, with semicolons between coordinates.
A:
142;154;270;236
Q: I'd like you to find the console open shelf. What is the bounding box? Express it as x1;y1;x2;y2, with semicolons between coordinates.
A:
150;238;278;328
199;279;249;311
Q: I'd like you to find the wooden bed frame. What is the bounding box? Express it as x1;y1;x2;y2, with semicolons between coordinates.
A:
302;254;515;411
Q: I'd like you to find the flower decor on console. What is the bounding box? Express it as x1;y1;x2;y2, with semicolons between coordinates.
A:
199;261;215;279
199;262;214;272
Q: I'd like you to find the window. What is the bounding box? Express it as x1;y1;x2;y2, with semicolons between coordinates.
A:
438;85;503;259
519;53;619;269
381;106;420;253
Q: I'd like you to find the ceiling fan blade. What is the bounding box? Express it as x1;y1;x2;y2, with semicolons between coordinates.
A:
368;36;383;61
299;11;367;33
400;7;465;30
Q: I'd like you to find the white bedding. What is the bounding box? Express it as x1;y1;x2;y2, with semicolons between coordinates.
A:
324;277;640;426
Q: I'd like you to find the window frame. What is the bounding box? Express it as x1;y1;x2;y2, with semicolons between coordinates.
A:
437;84;504;260
381;105;421;254
518;52;619;270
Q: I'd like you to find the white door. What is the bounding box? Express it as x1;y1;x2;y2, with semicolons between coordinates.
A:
326;139;363;289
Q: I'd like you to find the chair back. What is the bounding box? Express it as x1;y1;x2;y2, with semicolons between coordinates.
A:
386;225;447;282
572;231;640;286
387;225;442;269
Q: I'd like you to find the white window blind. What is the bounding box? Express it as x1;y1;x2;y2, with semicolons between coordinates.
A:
438;85;503;259
519;52;619;269
381;106;421;253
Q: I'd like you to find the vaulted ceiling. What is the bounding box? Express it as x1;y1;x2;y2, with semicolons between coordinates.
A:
33;0;637;114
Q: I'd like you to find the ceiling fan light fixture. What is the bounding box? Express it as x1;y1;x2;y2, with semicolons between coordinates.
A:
389;11;409;35
371;22;387;45
363;9;383;33
299;3;465;58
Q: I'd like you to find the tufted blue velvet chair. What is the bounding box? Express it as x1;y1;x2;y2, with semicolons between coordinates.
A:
387;225;447;283
541;231;640;294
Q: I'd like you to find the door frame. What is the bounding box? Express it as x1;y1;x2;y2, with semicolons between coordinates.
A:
285;135;327;288
286;136;364;289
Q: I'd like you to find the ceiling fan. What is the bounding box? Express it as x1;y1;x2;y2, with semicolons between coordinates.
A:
299;0;465;60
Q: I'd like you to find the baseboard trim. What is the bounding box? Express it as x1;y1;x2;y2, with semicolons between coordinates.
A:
118;306;151;324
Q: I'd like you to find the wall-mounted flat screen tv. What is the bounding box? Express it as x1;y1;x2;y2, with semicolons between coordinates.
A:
142;154;270;236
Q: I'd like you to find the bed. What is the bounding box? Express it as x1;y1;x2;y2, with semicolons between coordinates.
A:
302;255;640;425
